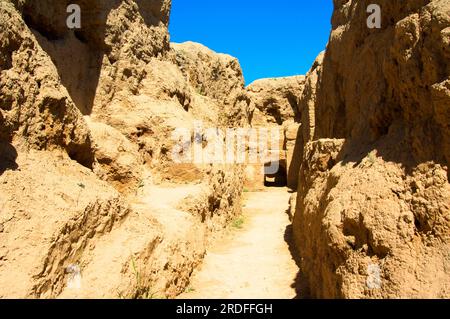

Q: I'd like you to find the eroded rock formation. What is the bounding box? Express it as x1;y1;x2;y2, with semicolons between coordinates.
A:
0;0;249;298
247;76;305;125
1;0;449;300
293;0;450;298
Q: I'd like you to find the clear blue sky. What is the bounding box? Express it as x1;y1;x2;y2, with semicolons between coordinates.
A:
169;0;333;85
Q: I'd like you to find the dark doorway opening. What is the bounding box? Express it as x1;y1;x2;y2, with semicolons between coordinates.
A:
264;159;287;187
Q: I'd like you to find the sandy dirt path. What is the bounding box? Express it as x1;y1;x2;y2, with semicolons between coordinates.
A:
179;188;299;299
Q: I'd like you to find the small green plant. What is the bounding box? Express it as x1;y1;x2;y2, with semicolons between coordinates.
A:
135;179;145;195
117;255;160;299
367;151;377;165
243;188;250;193
76;182;85;207
197;85;206;96
232;216;245;229
184;286;196;293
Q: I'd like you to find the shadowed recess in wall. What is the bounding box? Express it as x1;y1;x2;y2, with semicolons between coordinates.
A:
0;142;18;175
21;0;170;115
21;0;121;115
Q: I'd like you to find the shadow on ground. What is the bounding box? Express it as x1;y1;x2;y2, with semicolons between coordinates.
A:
284;223;311;299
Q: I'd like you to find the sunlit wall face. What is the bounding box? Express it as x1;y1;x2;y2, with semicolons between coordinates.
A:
169;0;333;85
